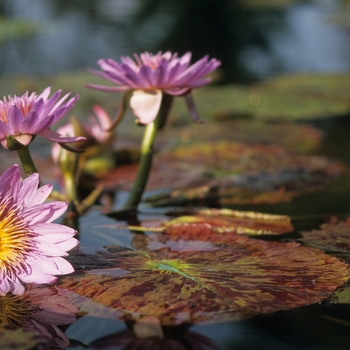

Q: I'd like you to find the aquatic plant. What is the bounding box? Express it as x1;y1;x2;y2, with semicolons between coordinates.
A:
0;87;84;176
86;51;220;212
0;164;78;296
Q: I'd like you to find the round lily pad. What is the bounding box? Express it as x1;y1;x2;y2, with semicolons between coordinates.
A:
60;234;349;325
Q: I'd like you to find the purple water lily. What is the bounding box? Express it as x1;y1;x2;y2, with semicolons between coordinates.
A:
0;87;84;150
0;164;78;295
86;51;221;124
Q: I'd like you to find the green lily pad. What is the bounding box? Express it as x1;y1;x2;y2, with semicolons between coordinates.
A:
172;74;350;122
61;234;349;325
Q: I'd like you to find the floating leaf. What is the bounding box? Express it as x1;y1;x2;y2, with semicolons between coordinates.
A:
145;184;301;207
161;208;293;236
300;220;350;253
158;119;324;153
61;234;349;325
141;140;341;206
167;141;340;176
172;74;350;122
114;208;293;236
330;280;350;304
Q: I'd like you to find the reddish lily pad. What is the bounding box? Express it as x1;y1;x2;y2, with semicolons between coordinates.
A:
167;141;340;176
162;209;293;236
139;140;341;206
126;208;293;236
103;140;340;202
60;236;349;325
144;184;301;207
300;220;350;253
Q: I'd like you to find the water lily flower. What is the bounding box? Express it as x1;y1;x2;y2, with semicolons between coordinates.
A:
0;164;78;295
52;105;115;174
86;51;221;125
0;87;84;150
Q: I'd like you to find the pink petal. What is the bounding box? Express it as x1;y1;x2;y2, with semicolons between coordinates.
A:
22;110;40;130
184;92;202;123
7;106;25;133
85;83;130;93
0;164;21;198
23;201;68;224
51;257;75;274
32;223;76;241
37;86;52;101
12;134;33;147
129;89;163;124
0;120;11;139
40;129;86;143
163;87;192;96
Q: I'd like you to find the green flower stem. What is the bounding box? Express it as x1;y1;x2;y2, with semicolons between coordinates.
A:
17;146;38;177
123;93;173;211
63;172;78;202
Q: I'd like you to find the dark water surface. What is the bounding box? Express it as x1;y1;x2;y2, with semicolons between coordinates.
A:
2;0;350;349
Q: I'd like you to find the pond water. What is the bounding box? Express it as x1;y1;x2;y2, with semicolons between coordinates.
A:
2;0;350;349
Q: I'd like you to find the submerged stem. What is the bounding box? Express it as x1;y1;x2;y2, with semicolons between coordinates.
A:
17;146;38;177
123;93;173;211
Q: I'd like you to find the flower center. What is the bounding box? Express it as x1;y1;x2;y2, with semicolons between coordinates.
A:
0;198;33;273
0;93;37;123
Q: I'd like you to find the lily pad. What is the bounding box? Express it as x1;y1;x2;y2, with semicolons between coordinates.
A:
158;119;324;153
172;74;350;122
330;280;350;304
140;140;341;206
61;235;349;325
121;208;293;236
162;209;293;236
300;220;350;253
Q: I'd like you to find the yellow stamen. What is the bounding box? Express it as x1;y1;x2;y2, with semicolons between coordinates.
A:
0;199;32;273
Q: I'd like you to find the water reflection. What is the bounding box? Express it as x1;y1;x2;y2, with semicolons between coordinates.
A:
90;317;219;350
0;284;78;349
